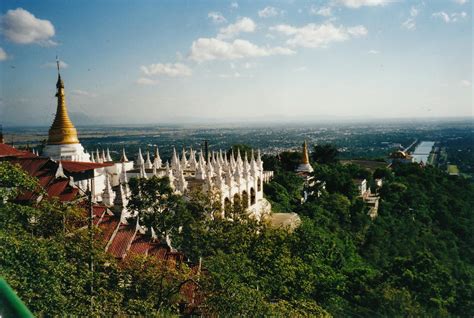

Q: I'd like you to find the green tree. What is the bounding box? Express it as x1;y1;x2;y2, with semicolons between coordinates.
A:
127;176;191;242
312;144;339;164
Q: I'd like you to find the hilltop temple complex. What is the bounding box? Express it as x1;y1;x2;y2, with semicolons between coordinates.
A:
29;67;274;222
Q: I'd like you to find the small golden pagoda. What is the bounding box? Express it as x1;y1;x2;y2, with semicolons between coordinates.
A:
296;140;314;173
302;140;310;164
47;61;79;145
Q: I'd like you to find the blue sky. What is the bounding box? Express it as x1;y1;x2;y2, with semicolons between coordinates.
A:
0;0;472;126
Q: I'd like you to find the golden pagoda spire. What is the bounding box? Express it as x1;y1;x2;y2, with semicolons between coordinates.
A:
47;58;79;145
302;140;310;165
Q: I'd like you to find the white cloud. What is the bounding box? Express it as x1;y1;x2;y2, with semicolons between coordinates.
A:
140;63;192;77
347;25;368;37
208;12;227;24
433;11;451;23
230;2;239;9
270;23;368;48
41;60;68;69
410;7;419;17
311;6;332;17
217;17;256;39
0;8;56;45
452;0;468;4
402;18;416;30
333;0;392;8
71;89;97;97
258;7;281;18
189;37;295;62
460;79;471;87
433;11;467;23
368;49;379;54
0;47;8;61
135;77;158;85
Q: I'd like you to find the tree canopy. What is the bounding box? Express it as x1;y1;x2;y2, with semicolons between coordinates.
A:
1;144;473;316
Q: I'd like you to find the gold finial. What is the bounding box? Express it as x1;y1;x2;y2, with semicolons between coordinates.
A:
302;140;310;164
47;59;79;145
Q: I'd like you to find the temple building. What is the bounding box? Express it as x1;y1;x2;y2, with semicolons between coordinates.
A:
42;62;90;162
36;67;273;221
121;147;274;219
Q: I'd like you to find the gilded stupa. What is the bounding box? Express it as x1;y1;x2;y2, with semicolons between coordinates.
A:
42;59;90;162
296;140;314;173
47;67;79;144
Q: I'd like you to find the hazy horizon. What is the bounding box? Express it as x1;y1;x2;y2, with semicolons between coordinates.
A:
2;115;473;130
1;0;472;126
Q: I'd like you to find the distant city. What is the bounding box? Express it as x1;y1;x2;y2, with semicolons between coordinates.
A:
2;118;473;180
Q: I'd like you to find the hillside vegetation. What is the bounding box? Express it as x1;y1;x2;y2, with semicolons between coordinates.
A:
1;144;473;316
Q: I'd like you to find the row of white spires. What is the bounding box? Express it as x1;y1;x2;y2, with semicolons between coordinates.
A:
88;146;264;173
95;146;270;211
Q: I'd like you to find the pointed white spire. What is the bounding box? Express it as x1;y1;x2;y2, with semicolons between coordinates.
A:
152;161;157;176
114;183;130;222
181;148;188;168
165;162;175;189
55;161;66;179
102;149;106;163
233;160;242;185
215;162;223;187
153;146;162;168
256;149;263;171
90;151;96;163
207;158;214;178
243;152;250;179
120;147;128;162
171;147;179;169
145;150;153;169
150;227;158;241
106;148;112;162
250;149;257;176
102;173;115;206
237;149;243;167
188;147;197;170
136;148;145;168
205;167;213;190
175;165;187;193
96;149;102;163
195;159;206;180
213;153;221;171
225;165;233;187
139;164;148;179
198;149;205;166
120;161;128;184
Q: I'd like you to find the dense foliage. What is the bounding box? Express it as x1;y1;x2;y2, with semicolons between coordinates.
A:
1;141;473;316
0;162;188;316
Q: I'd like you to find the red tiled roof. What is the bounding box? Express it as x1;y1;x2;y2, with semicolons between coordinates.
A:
60;160;113;173
93;205;107;218
107;224;137;259
128;233;152;255
0;144;37;158
149;244;170;260
5;157;82;202
98;214;120;245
